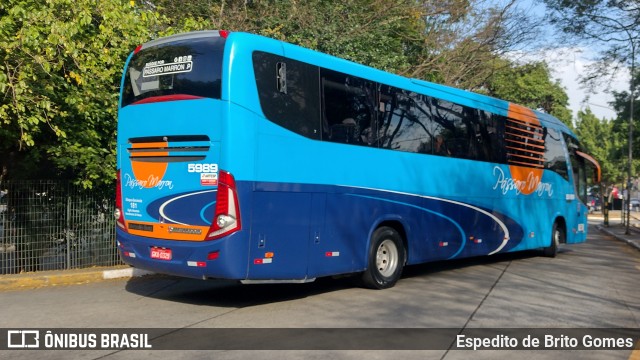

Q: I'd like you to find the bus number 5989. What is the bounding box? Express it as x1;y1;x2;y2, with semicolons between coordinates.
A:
187;163;218;173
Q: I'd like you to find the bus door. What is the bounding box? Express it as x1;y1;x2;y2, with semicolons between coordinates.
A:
566;145;589;243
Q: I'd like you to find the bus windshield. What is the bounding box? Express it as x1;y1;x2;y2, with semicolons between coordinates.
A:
121;35;225;107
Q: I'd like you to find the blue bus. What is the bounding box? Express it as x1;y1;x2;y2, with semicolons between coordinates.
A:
115;30;600;289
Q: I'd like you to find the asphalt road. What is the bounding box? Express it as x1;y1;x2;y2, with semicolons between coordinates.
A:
0;223;638;359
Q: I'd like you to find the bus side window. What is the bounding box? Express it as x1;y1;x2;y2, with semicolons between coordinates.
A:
432;99;468;159
377;87;434;153
253;52;321;140
477;110;500;163
544;128;570;180
321;69;376;146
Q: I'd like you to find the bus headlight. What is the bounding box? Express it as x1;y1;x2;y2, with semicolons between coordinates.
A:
114;208;122;220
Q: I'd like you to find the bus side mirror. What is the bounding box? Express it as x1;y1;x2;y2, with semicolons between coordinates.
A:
576;151;601;183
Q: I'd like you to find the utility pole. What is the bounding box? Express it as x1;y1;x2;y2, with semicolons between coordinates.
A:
626;39;636;235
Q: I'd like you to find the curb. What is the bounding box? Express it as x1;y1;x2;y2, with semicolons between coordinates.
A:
596;225;640;252
0;266;155;292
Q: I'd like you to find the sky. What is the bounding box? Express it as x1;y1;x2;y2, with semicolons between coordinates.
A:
517;0;630;121
543;47;629;121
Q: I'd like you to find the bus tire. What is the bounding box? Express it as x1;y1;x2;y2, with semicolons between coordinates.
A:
542;221;564;258
360;226;405;289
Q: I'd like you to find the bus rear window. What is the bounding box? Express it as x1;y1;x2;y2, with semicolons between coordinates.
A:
122;35;225;107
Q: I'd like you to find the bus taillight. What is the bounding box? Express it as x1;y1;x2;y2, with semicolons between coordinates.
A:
205;170;241;240
115;170;127;231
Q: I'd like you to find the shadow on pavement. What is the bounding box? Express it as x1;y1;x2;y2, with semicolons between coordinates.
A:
124;248;550;308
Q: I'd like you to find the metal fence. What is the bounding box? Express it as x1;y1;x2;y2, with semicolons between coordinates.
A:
0;180;122;274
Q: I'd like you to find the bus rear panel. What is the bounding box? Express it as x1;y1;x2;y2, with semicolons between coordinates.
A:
116;31;250;280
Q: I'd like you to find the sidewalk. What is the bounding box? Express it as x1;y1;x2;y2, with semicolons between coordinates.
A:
0;265;154;291
590;212;640;252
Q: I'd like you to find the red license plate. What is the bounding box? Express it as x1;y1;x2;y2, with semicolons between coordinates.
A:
150;247;172;260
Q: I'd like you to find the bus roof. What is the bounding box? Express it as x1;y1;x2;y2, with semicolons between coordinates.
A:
138;30;227;52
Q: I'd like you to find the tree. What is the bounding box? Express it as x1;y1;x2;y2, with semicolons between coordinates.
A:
544;0;640;230
408;0;543;89
153;0;424;74
0;0;551;188
543;0;640;90
610;85;640;175
0;0;163;189
484;59;573;127
153;0;542;89
575;108;622;185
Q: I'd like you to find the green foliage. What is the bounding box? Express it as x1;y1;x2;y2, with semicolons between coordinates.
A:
543;0;639;92
153;0;540;89
609;86;640;180
484;60;573;127
543;0;640;184
154;0;422;74
0;0;162;188
0;0;584;188
575;108;622;185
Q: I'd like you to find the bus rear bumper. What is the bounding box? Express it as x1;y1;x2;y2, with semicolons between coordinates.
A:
116;228;248;280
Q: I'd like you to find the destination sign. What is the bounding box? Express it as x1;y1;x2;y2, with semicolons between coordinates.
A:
142;56;193;78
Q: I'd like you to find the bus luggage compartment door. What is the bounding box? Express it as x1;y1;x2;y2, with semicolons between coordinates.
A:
248;191;311;280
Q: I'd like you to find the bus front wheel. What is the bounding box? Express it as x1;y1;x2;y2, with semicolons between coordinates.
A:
361;226;405;289
542;221;564;258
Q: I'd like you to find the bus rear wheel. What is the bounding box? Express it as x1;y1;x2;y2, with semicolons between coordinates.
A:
361;226;405;289
542;221;564;258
